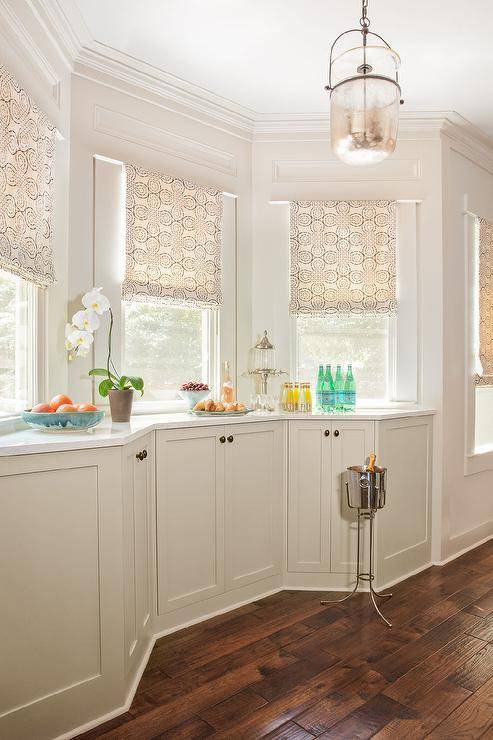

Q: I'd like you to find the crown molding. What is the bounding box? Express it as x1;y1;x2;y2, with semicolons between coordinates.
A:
0;0;61;103
13;0;493;158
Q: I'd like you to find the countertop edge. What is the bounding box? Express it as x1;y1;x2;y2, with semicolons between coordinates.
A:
0;408;436;457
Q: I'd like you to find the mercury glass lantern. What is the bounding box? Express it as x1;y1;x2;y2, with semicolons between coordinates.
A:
325;0;403;166
249;331;286;395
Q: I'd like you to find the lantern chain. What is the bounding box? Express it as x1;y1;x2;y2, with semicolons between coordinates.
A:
360;0;370;28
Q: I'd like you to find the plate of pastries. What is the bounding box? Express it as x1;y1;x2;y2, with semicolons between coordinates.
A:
191;399;253;416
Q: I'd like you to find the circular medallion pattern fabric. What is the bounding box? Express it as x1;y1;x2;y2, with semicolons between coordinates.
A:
476;217;493;385
123;164;222;308
289;200;396;316
0;65;56;287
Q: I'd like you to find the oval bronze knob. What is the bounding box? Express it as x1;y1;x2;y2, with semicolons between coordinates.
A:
227;435;234;443
135;451;144;461
219;436;226;443
142;449;147;459
334;429;340;437
324;429;330;437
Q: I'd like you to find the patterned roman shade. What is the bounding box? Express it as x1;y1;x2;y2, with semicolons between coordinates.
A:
289;200;396;316
476;217;493;385
0;64;56;287
123;164;223;308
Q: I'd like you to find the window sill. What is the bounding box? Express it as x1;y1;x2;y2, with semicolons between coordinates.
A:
465;445;493;475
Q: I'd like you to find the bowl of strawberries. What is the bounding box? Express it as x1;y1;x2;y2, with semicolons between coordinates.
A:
179;381;210;410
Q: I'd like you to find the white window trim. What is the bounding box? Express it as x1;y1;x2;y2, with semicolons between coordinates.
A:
289;200;420;407
92;155;235;414
0;275;41;424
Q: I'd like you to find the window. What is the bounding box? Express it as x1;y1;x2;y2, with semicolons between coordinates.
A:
123;302;212;403
296;315;390;401
0;270;36;416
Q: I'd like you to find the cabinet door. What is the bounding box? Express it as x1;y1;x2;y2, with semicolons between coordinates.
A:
156;426;225;613
288;421;331;573
224;422;283;589
123;432;154;678
330;420;375;573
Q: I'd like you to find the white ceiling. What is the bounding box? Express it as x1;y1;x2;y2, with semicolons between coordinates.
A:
71;0;493;135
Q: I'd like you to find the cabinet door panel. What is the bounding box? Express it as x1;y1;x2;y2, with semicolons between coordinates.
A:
330;421;375;574
156;427;225;613
288;421;331;572
376;417;432;585
123;432;153;677
224;422;283;589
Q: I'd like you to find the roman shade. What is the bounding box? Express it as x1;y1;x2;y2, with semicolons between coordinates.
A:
123;164;223;308
0;64;56;287
476;216;493;386
289;200;396;316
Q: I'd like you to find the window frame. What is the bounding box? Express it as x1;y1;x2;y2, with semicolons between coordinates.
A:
92;155;234;414
0;270;41;419
289;200;419;408
290;314;396;406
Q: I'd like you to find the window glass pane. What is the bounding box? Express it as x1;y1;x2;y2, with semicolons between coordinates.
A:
0;269;33;415
296;315;389;401
123;302;208;403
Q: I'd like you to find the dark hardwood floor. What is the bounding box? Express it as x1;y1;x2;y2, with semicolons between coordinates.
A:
76;540;493;739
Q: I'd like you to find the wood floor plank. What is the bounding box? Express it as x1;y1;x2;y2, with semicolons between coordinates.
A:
295;668;389;735
448;642;493;692
263;720;316;739
373;679;471;739
198;688;268;730
317;694;416;739
374;611;483;681
83;539;493;740
426;674;493;738
152;716;214;739
383;634;485;705
466;613;493;643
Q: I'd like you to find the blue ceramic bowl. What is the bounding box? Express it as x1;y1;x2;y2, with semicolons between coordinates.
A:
22;409;105;432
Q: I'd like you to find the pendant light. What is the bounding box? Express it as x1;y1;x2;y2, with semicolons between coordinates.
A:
325;0;403;165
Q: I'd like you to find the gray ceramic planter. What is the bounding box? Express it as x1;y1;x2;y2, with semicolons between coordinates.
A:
108;388;134;422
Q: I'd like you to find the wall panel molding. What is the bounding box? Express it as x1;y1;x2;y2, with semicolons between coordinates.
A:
272;158;422;184
93;105;238;176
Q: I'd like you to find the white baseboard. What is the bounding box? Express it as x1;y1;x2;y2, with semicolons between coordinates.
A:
434;531;493;566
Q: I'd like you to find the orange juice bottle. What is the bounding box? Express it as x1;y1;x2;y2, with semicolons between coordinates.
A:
293;382;300;411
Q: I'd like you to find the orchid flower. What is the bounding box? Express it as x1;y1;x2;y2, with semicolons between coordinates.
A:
72;309;100;332
82;287;110;315
67;328;94;351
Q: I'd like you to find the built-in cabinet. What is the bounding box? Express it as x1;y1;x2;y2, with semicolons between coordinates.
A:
156;421;283;614
0;412;433;740
288;419;374;575
122;432;154;682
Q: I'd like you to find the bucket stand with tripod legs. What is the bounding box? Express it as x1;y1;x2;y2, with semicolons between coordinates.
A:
321;463;393;627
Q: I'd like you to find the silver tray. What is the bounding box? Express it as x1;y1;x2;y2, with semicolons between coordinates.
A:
189;408;253;417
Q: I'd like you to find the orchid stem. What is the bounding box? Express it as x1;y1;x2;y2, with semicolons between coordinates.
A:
107;308;118;387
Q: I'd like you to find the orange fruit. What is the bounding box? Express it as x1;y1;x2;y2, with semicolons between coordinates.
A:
77;402;98;412
31;403;55;413
56;403;77;413
50;394;73;410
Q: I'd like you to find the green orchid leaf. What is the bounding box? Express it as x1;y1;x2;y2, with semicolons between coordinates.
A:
128;376;144;395
98;378;114;397
89;368;118;382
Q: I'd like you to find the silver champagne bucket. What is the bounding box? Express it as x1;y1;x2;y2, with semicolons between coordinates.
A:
346;465;386;510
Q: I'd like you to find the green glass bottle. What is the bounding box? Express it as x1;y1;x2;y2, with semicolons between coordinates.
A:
344;364;356;412
334;364;345;412
323;365;335;413
316;364;325;412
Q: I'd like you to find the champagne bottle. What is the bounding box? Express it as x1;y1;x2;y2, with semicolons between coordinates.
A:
221;361;234;404
334;364;345;412
344;364;356;412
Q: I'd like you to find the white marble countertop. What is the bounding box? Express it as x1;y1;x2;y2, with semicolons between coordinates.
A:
0;407;435;456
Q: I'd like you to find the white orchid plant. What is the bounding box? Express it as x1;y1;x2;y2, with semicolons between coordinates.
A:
66;287;144;399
